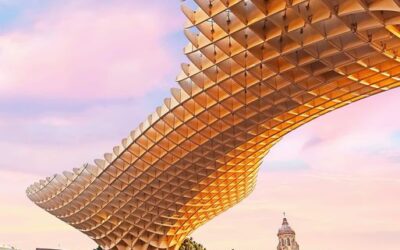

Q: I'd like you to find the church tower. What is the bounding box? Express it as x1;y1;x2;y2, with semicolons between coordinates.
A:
277;215;299;250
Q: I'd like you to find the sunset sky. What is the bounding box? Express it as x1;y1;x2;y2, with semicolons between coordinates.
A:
0;1;400;250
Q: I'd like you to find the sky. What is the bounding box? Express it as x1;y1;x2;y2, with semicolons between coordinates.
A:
0;1;399;250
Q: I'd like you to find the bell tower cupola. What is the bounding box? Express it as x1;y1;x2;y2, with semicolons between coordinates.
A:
277;213;299;250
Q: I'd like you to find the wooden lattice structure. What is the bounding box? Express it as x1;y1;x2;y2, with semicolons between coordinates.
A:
27;0;400;249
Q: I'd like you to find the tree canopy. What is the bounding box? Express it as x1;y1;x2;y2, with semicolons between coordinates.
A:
179;237;206;250
92;238;206;250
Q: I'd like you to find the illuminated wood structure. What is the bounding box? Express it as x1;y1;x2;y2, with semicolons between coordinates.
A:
27;0;400;249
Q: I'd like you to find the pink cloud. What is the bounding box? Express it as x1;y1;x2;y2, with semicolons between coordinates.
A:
0;1;182;100
0;2;184;248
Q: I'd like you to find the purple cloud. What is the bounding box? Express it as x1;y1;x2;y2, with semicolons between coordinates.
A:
0;1;183;101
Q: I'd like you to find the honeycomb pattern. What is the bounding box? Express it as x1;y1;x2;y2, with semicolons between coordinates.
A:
27;0;400;249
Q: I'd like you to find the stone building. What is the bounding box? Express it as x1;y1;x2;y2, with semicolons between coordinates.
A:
277;216;300;250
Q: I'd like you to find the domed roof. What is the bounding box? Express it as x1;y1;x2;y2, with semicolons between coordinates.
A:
278;217;295;236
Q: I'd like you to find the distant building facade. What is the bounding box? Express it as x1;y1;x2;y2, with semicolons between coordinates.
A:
0;245;19;250
277;216;299;250
36;248;61;250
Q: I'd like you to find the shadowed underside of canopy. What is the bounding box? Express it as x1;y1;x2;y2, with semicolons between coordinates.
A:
27;0;400;249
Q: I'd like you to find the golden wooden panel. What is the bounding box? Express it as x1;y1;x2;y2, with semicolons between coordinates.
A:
27;1;400;249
